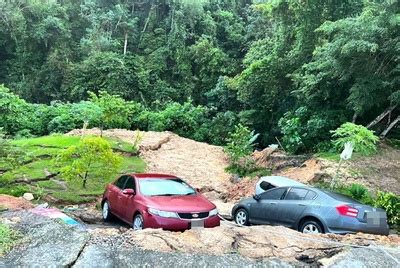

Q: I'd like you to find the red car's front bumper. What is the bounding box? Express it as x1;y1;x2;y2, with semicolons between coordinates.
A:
143;212;220;231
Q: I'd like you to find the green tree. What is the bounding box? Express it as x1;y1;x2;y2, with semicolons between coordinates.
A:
331;123;379;156
55;137;122;188
224;123;259;175
89;91;134;134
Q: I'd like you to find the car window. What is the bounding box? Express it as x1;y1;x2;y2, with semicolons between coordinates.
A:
323;190;361;204
260;187;287;200
285;188;309;200
114;176;128;189
260;181;275;191
305;190;317;200
123;176;136;190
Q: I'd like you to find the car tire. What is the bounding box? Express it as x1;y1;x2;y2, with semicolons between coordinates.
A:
234;208;249;226
300;220;323;234
102;201;113;221
133;213;144;231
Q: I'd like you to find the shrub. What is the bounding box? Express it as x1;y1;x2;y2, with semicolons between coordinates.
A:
331;122;379;155
374;191;400;227
136;101;208;139
0;224;21;256
225;124;259;176
348;183;368;201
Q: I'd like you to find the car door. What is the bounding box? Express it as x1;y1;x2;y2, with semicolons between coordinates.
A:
119;176;138;222
249;187;288;224
274;188;317;228
108;175;128;217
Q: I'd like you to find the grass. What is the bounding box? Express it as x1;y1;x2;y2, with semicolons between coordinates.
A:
0;224;21;256
1;134;146;204
314;152;341;161
11;134;81;148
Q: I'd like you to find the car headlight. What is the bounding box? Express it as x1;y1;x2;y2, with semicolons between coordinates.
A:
148;208;179;218
209;208;218;216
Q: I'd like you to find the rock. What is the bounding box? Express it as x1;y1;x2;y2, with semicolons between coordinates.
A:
67;208;103;224
22;193;34;201
0;211;89;267
35;203;49;209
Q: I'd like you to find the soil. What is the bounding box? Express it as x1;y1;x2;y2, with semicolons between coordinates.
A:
67;128;232;199
0;195;34;210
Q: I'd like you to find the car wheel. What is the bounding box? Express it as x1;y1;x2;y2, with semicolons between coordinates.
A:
235;209;249;226
133;214;144;231
301;220;323;234
102;201;113;221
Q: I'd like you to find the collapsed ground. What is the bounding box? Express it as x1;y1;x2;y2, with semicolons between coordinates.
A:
1;128;400;265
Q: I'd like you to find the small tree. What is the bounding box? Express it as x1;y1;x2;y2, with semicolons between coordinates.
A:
55;137;122;188
88;91;133;136
224;124;259;175
331;122;379;155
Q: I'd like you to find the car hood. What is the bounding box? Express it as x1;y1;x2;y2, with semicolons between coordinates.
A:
144;194;216;212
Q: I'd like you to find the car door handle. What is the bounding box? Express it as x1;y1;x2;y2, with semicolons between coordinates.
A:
269;202;277;205
298;204;306;206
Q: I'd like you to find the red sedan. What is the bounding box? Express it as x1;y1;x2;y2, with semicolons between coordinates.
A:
101;173;220;230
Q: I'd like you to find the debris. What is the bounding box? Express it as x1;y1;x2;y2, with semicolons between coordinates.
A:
22;193;34;201
0;194;34;210
30;207;80;226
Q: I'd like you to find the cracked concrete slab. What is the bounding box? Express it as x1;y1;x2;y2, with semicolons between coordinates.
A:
0;211;89;267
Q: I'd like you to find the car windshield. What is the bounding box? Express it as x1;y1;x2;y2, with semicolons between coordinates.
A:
138;178;196;196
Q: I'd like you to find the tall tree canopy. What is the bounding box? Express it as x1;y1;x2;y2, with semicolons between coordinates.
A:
0;0;399;151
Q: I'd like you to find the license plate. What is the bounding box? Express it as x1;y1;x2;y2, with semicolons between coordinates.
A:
191;220;204;229
367;211;385;226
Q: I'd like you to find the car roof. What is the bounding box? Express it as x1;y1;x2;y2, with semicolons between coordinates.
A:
130;173;178;180
258;176;305;187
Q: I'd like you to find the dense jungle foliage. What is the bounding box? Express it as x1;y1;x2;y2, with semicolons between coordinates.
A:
0;0;399;153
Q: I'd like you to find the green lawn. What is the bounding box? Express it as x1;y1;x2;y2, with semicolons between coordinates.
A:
1;134;146;204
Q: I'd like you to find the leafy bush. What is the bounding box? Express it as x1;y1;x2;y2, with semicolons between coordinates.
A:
136;101;208;139
0;224;21;256
331;122;379;155
89;91;135;131
374;191;400;227
54;137;122;188
348;183;368;201
278;107;342;154
225;124;259;176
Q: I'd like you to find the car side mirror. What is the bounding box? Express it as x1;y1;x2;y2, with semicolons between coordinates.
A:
122;189;135;195
253;194;261;201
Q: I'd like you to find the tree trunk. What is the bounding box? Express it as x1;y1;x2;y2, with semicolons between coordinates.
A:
380;115;400;138
352;112;358;123
367;105;397;128
123;32;128;55
82;170;89;188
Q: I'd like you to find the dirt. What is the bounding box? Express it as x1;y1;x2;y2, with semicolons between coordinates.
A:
123;224;400;264
0;195;34;210
67;128;232;199
277;159;326;184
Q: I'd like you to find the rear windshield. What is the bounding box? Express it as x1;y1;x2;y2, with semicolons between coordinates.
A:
323;190;361;204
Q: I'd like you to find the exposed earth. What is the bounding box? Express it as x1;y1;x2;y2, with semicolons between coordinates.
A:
1;129;400;267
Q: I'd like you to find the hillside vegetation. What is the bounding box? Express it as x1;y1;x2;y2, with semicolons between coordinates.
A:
0;135;145;204
0;0;399;152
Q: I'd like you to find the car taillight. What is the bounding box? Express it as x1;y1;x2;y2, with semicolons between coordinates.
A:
336;205;359;217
